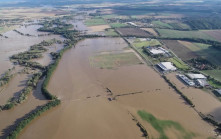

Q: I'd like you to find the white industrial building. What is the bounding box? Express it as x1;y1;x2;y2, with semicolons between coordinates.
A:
157;62;177;72
145;47;169;56
186;73;207;80
177;74;195;86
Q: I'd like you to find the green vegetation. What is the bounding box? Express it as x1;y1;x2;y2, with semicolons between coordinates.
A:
208;78;221;89
133;39;161;47
105;29;118;37
184;17;221;30
90;52;141;69
169;22;191;30
0;69;14;87
85;18;106;26
110;23;128;28
152;21;173;29
138;110;195;139
157;29;216;41
203;70;221;82
6;99;60;139
168;57;189;70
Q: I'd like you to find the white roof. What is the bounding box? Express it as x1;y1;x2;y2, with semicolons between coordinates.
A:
178;74;195;86
215;89;221;95
187;74;207;79
148;47;169;55
158;62;177;71
150;49;165;55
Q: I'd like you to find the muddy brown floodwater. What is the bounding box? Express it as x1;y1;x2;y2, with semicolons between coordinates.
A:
19;38;215;139
0;24;63;75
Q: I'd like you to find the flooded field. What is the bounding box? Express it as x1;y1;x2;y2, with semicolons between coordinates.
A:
0;79;48;138
166;73;221;123
0;24;63;75
19;38;215;139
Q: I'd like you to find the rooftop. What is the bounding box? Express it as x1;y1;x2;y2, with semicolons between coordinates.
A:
157;62;177;71
187;73;207;80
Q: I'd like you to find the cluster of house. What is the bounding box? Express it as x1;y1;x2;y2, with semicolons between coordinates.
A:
177;73;209;87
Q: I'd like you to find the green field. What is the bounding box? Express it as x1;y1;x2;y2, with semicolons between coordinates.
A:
152;21;173;29
110;23;128;28
89;52;141;69
133;39;161;47
169;22;191;30
203;70;221;82
85;18;107;26
138;110;195;139
105;29;119;37
157;29;216;41
168;57;190;70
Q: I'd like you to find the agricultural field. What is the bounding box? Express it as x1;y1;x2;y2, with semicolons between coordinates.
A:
138;110;196;139
141;28;158;36
179;41;221;66
89;52;141;69
162;40;197;61
105;29;119;37
133;39;161;47
157;29;217;41
152;21;173;29
85;18;107;26
202;30;221;42
110;23;128;28
168;22;191;30
203;70;221;82
117;28;152;37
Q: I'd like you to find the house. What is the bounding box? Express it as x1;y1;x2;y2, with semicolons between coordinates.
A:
157;62;177;72
127;22;138;27
177;74;195;86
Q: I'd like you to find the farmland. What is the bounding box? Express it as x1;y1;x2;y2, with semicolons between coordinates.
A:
162;40;197;61
203;70;221;82
110;23;128;28
89;52;141;69
157;29;217;41
85;18;107;26
152;21;173;29
117;28;152;37
105;29;119;37
168;57;189;70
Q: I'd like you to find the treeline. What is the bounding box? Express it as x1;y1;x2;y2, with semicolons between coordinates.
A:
188;58;217;70
6;99;60;139
11;39;61;61
184;17;221;30
162;75;194;107
0;68;14;87
13;29;33;37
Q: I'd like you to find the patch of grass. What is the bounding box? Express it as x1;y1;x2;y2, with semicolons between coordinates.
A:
110;23;128;28
133;39;161;48
168;57;189;70
208;78;221;88
152;21;173;29
138;110;196;139
203;70;221;82
157;29;216;41
85;18;106;26
169;22;191;30
90;52;141;69
105;29;118;37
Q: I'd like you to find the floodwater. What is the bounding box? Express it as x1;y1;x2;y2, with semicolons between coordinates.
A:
0;24;63;75
166;73;221;123
0;73;30;106
19;38;215;139
0;79;48;138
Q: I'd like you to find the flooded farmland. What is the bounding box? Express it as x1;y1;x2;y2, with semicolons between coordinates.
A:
19;38;215;139
0;24;63;75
